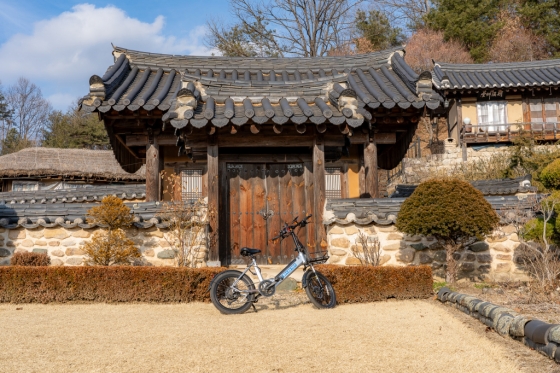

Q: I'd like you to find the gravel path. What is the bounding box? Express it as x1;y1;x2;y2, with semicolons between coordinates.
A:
0;299;522;373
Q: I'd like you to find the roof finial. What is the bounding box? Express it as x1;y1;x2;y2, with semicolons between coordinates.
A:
111;43;115;50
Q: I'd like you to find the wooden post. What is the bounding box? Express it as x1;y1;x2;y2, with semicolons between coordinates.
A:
340;163;349;198
207;137;219;263
145;138;161;202
364;139;379;198
313;137;326;250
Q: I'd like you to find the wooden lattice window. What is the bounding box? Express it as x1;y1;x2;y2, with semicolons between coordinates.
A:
530;98;559;125
181;169;203;201
325;167;341;199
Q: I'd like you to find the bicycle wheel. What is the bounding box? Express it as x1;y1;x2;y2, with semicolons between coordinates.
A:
304;271;336;309
210;270;256;314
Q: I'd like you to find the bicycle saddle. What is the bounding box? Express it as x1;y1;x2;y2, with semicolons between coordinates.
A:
240;247;261;256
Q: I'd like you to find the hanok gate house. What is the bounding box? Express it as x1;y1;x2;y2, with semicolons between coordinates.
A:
78;46;444;266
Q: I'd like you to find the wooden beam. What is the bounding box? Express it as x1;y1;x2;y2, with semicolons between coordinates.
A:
373;132;396;144
183;135;345;148
127;134;176;146
313;136;327;250
363;139;379;198
145;138;161;202
207;137;219;263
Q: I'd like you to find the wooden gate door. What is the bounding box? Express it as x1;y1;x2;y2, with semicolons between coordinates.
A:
226;162;308;265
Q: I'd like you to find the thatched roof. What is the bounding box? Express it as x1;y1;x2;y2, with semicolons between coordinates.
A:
0;148;145;181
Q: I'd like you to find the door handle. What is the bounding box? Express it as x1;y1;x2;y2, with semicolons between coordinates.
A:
257;209;274;220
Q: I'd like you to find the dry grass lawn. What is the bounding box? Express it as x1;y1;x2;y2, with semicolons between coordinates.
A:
0;300;522;373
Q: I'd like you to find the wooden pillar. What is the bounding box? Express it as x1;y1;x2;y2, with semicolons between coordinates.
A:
145;138;161;202
207;137;219;263
340;163;349;198
313;137;327;249
364;139;379;198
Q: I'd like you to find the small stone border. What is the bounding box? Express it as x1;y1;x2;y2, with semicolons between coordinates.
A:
437;287;560;363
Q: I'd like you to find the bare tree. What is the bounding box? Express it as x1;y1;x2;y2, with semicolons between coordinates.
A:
6;77;51;143
208;0;363;57
405;28;473;73
352;232;382;266
375;0;432;32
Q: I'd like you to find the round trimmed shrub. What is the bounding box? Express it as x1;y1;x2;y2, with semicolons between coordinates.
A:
540;158;560;190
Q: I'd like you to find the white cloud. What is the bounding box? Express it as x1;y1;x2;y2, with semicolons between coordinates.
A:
0;4;214;109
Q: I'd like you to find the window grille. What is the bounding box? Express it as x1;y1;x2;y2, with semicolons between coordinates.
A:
476;100;508;132
12;182;39;192
530;98;559;131
325;167;341;199
181;169;203;201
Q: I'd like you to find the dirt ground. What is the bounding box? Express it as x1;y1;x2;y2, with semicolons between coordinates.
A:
0;297;542;373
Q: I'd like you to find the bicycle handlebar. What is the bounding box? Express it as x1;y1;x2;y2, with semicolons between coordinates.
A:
271;215;312;241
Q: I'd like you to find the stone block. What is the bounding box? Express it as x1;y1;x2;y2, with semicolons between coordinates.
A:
65;247;86;256
330;237;350;249
330;248;347;256
144;230;164;238
157;250;176;259
419;252;433;264
142;240;158;247
350;244;362;253
478;264;491;272
433;250;446;262
410;243;427;251
345;256;361;265
463;253;476;262
452;252;461;261
492;244;511;253
51;259;64;266
61;238;77;247
0;248;11;257
14;248;28;253
344;226;359;235
429;242;444;251
509;233;519;242
496;254;512;261
382;243;401;251
468;242;489;252
143;248;155;257
477;254;492;263
35;240;47;247
487;235;507;243
72;230;91;238
501;226;517;234
460;262;475;272
363;226;377;234
159;240;171;247
44;228;70;239
404;234;422;242
6;241;15;247
8;229;25;240
376;225;395;232
51;250;64;257
32;249;48;254
397;248;415;263
48;241;60;246
276;278;298;292
20;239;34;247
379;254;391;266
495;263;512;272
432;262;443;269
66;257;83;266
386;233;403;240
328;226;344;234
28;229;44;238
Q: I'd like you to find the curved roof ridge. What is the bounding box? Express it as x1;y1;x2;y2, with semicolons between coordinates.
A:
434;58;560;71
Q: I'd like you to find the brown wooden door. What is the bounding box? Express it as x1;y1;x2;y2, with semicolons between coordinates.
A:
227;162;307;265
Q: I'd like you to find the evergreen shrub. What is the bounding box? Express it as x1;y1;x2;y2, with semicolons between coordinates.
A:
540;158;560;190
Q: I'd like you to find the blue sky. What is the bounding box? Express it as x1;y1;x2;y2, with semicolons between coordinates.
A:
0;1;231;110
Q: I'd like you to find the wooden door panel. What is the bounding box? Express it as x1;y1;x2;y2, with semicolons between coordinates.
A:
228;164;242;264
252;165;267;263
265;164;281;264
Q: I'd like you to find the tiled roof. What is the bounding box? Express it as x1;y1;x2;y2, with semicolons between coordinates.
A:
433;59;560;90
0;202;169;230
0;184;146;205
79;46;442;130
324;195;537;225
0;148;145;181
390;175;534;198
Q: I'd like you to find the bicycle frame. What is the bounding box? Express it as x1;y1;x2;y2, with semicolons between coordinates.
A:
231;228;321;296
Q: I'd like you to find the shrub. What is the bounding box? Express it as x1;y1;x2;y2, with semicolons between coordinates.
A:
10;252;50;266
540;158;560;190
396;178;499;283
317;265;433;303
352;232;381;266
83;196;141;266
0;266;223;303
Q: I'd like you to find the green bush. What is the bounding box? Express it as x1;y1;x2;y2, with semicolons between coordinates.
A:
540;158;560;190
523;217;557;244
396;178;499;282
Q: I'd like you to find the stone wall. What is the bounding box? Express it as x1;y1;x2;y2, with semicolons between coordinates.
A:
0;227;209;267
326;222;529;281
400;143;560;185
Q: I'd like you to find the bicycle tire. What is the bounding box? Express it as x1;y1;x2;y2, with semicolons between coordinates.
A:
304;270;336;309
210;270;256;314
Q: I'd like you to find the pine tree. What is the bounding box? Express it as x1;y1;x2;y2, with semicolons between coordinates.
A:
42;107;109;149
354;10;405;52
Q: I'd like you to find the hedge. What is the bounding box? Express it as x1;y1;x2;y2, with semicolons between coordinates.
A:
0;266;223;303
317;265;433;303
0;265;433;304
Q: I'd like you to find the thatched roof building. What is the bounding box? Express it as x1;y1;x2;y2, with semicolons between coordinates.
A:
0;148;144;180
